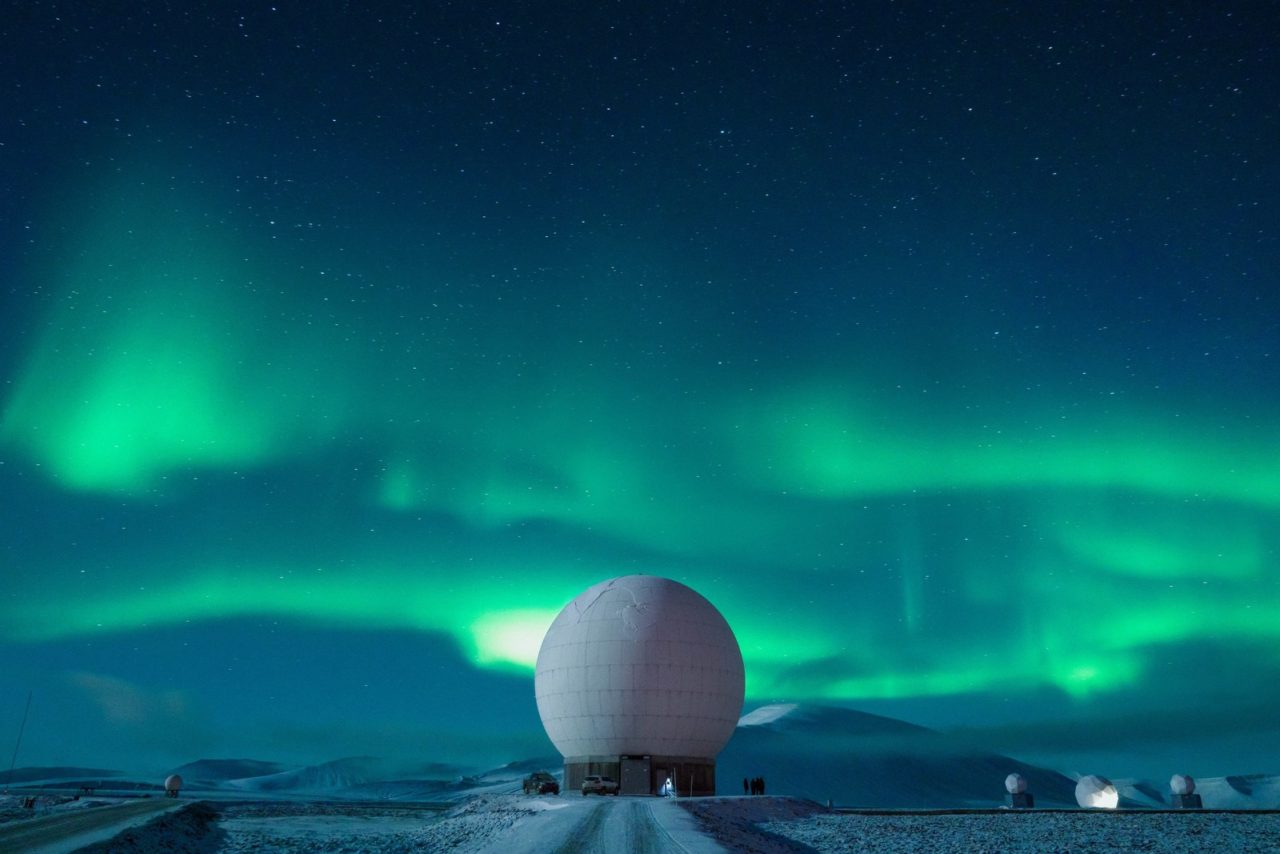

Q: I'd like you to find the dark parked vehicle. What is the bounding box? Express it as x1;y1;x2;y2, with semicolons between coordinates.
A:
523;771;560;795
581;775;619;796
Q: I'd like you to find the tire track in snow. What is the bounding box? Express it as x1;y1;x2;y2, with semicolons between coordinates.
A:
553;798;678;854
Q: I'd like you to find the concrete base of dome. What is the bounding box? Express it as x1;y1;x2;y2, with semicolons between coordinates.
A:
1007;792;1035;809
563;755;717;797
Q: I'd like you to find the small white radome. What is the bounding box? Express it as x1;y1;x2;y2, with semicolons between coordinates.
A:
1005;773;1027;794
1170;774;1195;795
1075;775;1118;809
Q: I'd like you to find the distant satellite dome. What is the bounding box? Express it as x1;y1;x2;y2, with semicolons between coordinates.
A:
1170;774;1195;795
1075;775;1118;809
164;774;183;794
1005;773;1027;794
534;575;745;795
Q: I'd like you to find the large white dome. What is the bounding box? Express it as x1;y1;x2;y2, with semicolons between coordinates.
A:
534;575;745;761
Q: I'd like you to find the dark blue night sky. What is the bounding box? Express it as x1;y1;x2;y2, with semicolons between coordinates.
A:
1;3;1277;780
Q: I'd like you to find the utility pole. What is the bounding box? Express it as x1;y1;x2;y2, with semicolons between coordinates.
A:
5;691;32;794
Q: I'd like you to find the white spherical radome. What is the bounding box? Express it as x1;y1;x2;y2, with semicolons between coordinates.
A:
1170;774;1195;796
1005;772;1027;794
164;774;183;791
534;575;745;761
1075;774;1119;809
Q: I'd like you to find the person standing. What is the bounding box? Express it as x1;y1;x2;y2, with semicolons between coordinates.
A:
743;777;749;795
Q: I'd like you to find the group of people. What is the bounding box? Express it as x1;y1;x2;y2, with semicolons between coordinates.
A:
743;776;767;796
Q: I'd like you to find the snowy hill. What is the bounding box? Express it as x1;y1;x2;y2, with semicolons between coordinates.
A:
1;766;121;785
486;756;563;776
220;756;484;799
1201;774;1280;808
91;704;1274;809
719;703;1078;807
226;757;390;793
169;758;291;785
1113;774;1280;809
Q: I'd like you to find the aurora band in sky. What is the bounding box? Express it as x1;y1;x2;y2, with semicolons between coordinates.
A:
3;165;1277;715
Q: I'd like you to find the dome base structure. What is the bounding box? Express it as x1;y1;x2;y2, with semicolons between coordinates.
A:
565;754;716;797
1007;792;1035;809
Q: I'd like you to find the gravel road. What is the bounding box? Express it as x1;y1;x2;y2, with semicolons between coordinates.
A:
0;798;180;854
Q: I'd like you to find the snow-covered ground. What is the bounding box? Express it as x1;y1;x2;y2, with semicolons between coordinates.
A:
213;794;715;853
760;807;1280;853
11;792;1279;853
681;797;1280;854
216;801;476;853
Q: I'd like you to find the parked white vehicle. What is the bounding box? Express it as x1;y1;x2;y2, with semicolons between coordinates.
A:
581;775;619;796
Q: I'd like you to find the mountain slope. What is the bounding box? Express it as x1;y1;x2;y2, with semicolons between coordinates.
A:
719;703;1077;807
225;757;386;792
0;767;121;785
169;759;290;784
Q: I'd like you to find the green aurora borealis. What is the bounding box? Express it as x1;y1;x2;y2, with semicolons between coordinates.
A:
2;2;1278;774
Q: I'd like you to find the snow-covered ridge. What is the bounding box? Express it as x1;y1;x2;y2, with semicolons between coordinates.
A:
169;758;289;783
738;703;798;726
7;705;1276;808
